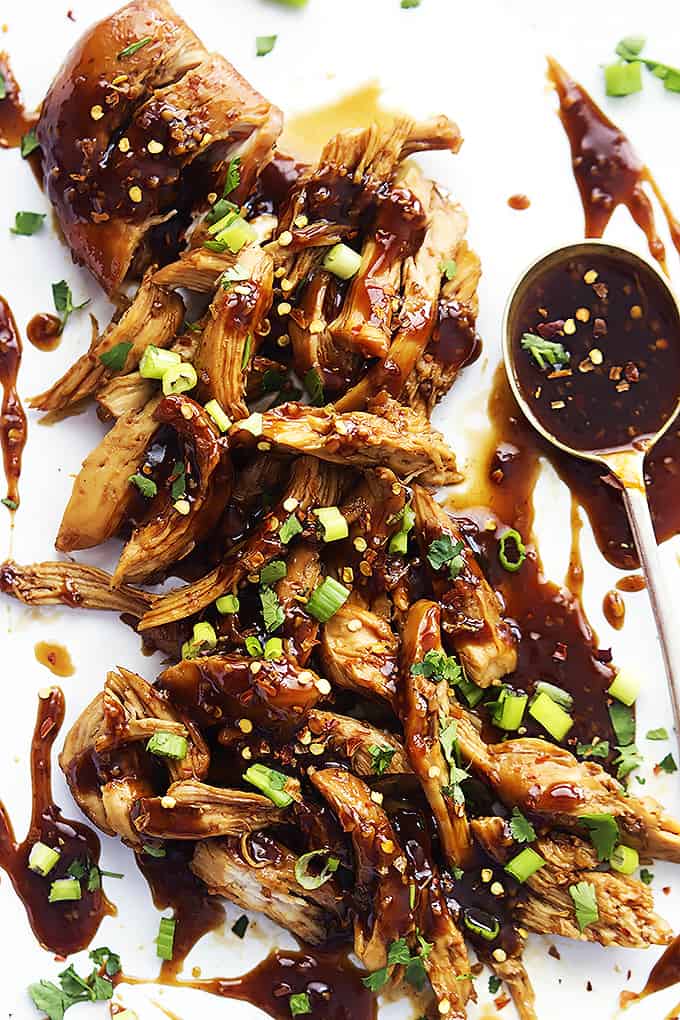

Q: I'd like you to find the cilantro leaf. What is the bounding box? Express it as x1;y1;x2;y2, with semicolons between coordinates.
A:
609;701;635;747
368;744;396;776
509;807;536;844
89;947;121;977
658;753;678;774
66;858;87;879
129;473;157;499
21;128;40;158
639;868;654;885
489;975;502;994
256;35;277;57
614;743;642;780
52;279;89;332
11;211;46;236
576;739;610;759
410;649;462;685
568;880;599;931
224;156;241;197
289;992;311;1016
439;258;457;280
99;342;132;372
578;813;619;861
427;534;465;574
646;728;669;740
387;938;411;965
28;980;68;1020
260;587;284;632
362;967;388;992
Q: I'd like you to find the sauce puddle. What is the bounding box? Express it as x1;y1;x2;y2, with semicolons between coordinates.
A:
0;53;37;149
0;687;113;954
281;81;393;163
508;193;530;211
0;295;27;511
34;641;75;677
27;313;62;352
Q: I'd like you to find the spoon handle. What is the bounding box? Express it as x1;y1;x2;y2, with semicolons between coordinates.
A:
622;484;680;737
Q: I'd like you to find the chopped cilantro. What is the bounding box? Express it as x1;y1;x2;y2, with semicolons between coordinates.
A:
639;868;654;885
256;35;277;57
260;587;284;632
576;739;610;759
118;36;152;58
609;701;635;747
658;753;678;774
129;473;157;499
427;534;465;576
646;728;669;740
410;649;462;685
21;128;40;158
52;279;89;333
509;807;536;844
439;258;457;280
578;813;619;861
232;914;249;938
614;743;643;780
568;880;599;932
11;211;45;236
99;341;132;372
368;744;396;776
489;975;502;994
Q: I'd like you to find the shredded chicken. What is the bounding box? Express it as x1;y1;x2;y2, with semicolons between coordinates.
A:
131;780;285;839
303;710;412;777
0;559;154;617
320;597;399;707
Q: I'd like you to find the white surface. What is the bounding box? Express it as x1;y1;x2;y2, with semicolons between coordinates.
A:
2;1;680;1018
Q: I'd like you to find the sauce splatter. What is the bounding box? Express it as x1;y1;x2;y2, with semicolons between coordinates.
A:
27;313;62;352
281;81;393;163
617;574;646;592
34;641;75;677
0;295;27;510
0;688;112;954
0;53;37;149
508;194;530;211
603;590;625;630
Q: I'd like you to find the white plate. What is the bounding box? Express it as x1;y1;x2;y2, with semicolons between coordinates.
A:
2;1;680;1017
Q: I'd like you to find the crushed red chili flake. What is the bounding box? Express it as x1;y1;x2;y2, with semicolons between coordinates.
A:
552;642;568;662
548;944;561;960
624;362;640;383
494;993;512;1010
594;647;613;663
537;319;565;340
592;317;607;338
593;282;608;299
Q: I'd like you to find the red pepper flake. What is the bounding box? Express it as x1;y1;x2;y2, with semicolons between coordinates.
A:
663;885;671;895
592;317;607;338
548;944;561;960
537;319;565;340
624;362;640;383
552;642;568;662
586;981;593;992
593;282;608;300
494;993;512;1010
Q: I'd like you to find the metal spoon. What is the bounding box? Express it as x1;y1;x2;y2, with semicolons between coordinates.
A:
502;239;680;734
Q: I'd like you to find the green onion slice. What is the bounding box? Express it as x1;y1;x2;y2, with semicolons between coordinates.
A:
306;577;350;623
48;878;82;903
162;362;197;396
294;848;340;890
322;243;362;280
156;916;176;960
28;842;61;877
498;529;527;572
463;907;500;941
313;506;349;543
504;847;545;883
243;763;294;807
146;731;188;761
139;345;181;380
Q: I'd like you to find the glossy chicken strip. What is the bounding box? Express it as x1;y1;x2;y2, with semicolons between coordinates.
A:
37;0;282;293
412;485;516;684
30;269;183;412
56;395;162;552
138;457;343;629
400;600;473;868
275;541;321;666
491;957;537;1020
191;837;344;945
231;394;459;484
461;733;680;863
157;653;327;734
98;666;209;782
402;240;482;417
336;178;467;411
320;598;399;707
288;271;361;397
310;767;413;970
131;780;285;839
0;559;154;617
96;331;199;419
303;710;412;777
113;395;232;584
340;467;407;583
473;817;672;948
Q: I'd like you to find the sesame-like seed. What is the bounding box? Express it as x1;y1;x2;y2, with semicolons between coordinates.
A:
118;137;131;152
238;718;253;734
370;791;384;805
342;567;354;584
283;497;299;512
616;381;630;393
584;269;598;284
427;765;441;779
485;518;496;531
630;305;643;319
563;318;576;335
309;319;325;335
298;670;314;685
380;839;395;854
492;949;507;963
181;404;194;420
481;868;493;883
129;185;143;203
315;678;332;695
241;746;252;760
147;139;164;154
589;348;604;365
550;400;566;410
280;278;294;293
309;742;325;756
490;881;504;896
354;536;367;552
391;482;402;495
174;499;190;516
438;1001;451;1015
359;561;372;576
90;104;104;120
278;230;293;247
207;192;218;204
277;302;292;316
257;441;272;452
274;266;286;279
201;132;213;146
575;307;590;323
518;725;527;735
250;661;262;675
347;619;362;632
160;796;176;809
247;573;259;584
268;517;280;531
294;214;309;228
111;74;128;85
518;927;529;938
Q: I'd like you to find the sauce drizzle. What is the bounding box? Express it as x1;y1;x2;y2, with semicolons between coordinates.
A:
0;295;27;509
0;53;37;149
27;313;62;352
34;641;75;677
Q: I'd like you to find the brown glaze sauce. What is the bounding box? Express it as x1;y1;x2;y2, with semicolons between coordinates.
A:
507;193;530;211
617;573;646;592
547;57;680;267
34;641;75;677
623;932;680;1006
0;53;37;149
0;295;27;509
27;313;62;352
511;253;680;455
602;590;625;630
0;688;112;954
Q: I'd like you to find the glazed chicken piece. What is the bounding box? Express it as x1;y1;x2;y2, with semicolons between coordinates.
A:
56;396;162;552
195;242;274;420
336;173;468;412
157;653;328;734
319;597;399;708
402;240;482;417
191;837;344;945
491;957;537;1020
0;559;154;617
339;466;408;590
458;730;680;863
138;457;343;629
231;393;459;485
302;710;412;777
96;330;199;418
30;268;184;412
412;485;516;684
131;780;286;839
37;0;282;293
473;817;672;948
400;600;473;868
98;666;210;782
310;767;413;970
288;271;362;398
275;541;322;666
113;395;232;585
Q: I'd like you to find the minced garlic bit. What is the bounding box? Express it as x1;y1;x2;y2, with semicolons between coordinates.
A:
278;230;293;247
160;795;176;809
438;1000;451;1015
550;400;566;410
250;661;262;675
575;307;590;323
354;536;367;552
173;499;190;516
347;618;362;632
492;948;507;963
277;333;290;347
277;302;292;316
90;104;104;120
589;348;604;365
241;746;252;760
427;765;441;779
147;139;164;154
380;839;395;854
342;567;354;584
481;868;493;883
490;881;504;896
315;678;332;695
283;497;299;512
280;278;294;293
583;269;598;284
128;185;143;203
118;136;131;153
370;790;384;805
563;318;576;335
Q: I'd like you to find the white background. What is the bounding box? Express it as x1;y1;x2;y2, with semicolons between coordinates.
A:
2;1;680;1017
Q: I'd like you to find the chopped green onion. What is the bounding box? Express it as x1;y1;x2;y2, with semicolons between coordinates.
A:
605;61;643;96
245;635;264;657
243;763;294;807
608;667;640;706
146;731;188;761
28;842;61;877
213;215;257;254
322;243;362;280
646;727;669;741
306;577;350;623
439;258;457;280
388;504;415;555
241;333;253;371
294;849;340;890
256;35;277;57
664;68;680;92
609;700;635;746
129;473;157;499
11;211;46;236
139;345;181;380
610;844;639;875
236;412;264;437
264;637;284;660
616;35;646;60
142;844;166;858
162;362;197;396
535;681;573;711
313;506;348;543
463;907;500;941
260;560;287;586
207;209;238;236
401;0;421;7
99;341;133;372
521;331;570;370
498;529;526;572
504;847;545;883
232;914;249;938
1;497;18;510
118;36;152;58
0;72;5;100
192;621;217;649
457;672;486;707
204;399;232;433
492;688;527;731
658;753;678;774
48;878;82;903
303;367;325;406
216;594;240;614
529;690;573;741
156;916;176;960
21;128;40;158
289;992;312;1016
279;513;303;544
